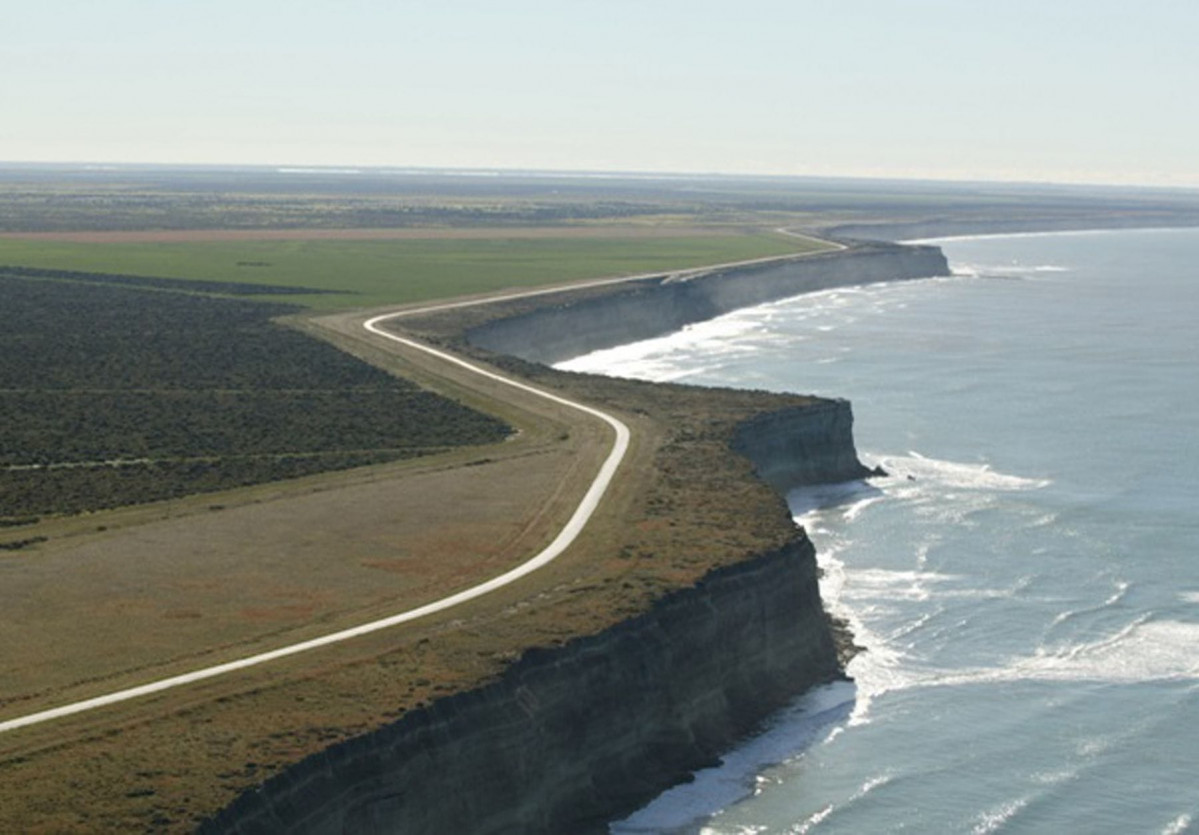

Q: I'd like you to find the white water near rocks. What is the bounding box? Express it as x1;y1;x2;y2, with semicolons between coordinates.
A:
558;227;1199;834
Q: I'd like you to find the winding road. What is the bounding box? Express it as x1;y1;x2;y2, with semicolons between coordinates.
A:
0;308;629;735
0;234;834;736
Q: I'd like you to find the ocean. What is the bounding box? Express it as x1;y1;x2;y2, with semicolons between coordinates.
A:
558;227;1199;834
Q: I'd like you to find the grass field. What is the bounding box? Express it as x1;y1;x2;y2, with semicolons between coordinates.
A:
0;232;830;309
0;219;838;830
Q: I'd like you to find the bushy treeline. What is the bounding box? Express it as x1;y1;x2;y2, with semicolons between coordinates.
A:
0;265;343;296
0;275;510;518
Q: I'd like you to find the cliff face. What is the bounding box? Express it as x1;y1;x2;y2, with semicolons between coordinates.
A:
199;535;837;835
200;245;925;833
733;400;874;491
468;244;950;364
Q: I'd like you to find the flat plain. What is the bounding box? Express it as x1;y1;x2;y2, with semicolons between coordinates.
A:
3;167;1199;831
0;231;823;309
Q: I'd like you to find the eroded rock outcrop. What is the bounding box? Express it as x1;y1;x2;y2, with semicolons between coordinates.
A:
733;399;875;491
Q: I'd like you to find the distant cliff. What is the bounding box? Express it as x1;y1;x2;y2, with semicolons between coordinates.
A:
468;243;949;364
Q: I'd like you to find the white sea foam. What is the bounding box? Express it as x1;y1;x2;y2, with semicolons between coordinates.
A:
726;771;891;835
1049;580;1130;627
813;526;1199;740
791;452;1061;732
925;619;1199;688
948;259;1068;283
1030;768;1078;786
788;480;881;520
877;451;1050;492
838;568;960;604
555;312;770;380
557;276;958;387
810;549;912;727
903;228;1140;245
971;796;1031;834
792;805;834;833
1163;813;1193;835
609;682;854;834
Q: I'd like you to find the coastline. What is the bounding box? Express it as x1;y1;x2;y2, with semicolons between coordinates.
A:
902;223;1199;245
196;242;950;832
826;213;1199;245
620;224;1199;832
10;222;1193;829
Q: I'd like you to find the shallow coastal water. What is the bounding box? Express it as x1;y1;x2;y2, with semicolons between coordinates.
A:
559;228;1199;834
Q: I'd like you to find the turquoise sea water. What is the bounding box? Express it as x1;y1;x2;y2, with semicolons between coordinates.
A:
559;228;1199;834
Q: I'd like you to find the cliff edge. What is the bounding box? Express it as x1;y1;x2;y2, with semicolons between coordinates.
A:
467;243;949;364
200;532;835;834
199;243;947;833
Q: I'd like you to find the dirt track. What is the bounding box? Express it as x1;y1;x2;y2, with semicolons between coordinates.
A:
0;258;818;831
0;299;622;721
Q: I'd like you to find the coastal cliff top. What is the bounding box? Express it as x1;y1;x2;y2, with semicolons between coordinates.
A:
0;298;825;832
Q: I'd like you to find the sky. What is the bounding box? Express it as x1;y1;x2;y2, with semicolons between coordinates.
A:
4;0;1198;187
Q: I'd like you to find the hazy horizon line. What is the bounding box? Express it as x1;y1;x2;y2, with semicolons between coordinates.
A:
3;159;1199;195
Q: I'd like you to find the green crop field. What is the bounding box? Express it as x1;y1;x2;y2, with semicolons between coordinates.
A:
0;232;830;310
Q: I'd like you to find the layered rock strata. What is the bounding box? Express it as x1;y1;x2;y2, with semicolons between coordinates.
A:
468;243;949;364
200;530;836;834
201;243;946;833
732;400;878;491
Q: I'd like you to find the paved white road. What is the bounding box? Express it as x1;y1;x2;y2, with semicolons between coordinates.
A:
0;236;835;735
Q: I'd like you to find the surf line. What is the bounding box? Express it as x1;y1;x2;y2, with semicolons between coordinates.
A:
0;305;630;735
0;236;842;735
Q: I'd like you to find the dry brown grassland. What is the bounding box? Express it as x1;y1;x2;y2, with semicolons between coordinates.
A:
0;266;823;831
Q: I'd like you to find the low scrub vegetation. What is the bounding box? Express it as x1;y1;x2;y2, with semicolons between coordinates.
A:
0;274;509;519
0;264;346;297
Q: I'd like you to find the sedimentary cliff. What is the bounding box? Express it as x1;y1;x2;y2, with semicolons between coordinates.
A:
468;243;949;364
199;530;837;834
200;244;939;833
198;406;871;835
733;399;878;491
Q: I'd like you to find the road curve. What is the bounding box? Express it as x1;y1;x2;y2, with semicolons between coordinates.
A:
0;234;834;735
0;313;629;736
